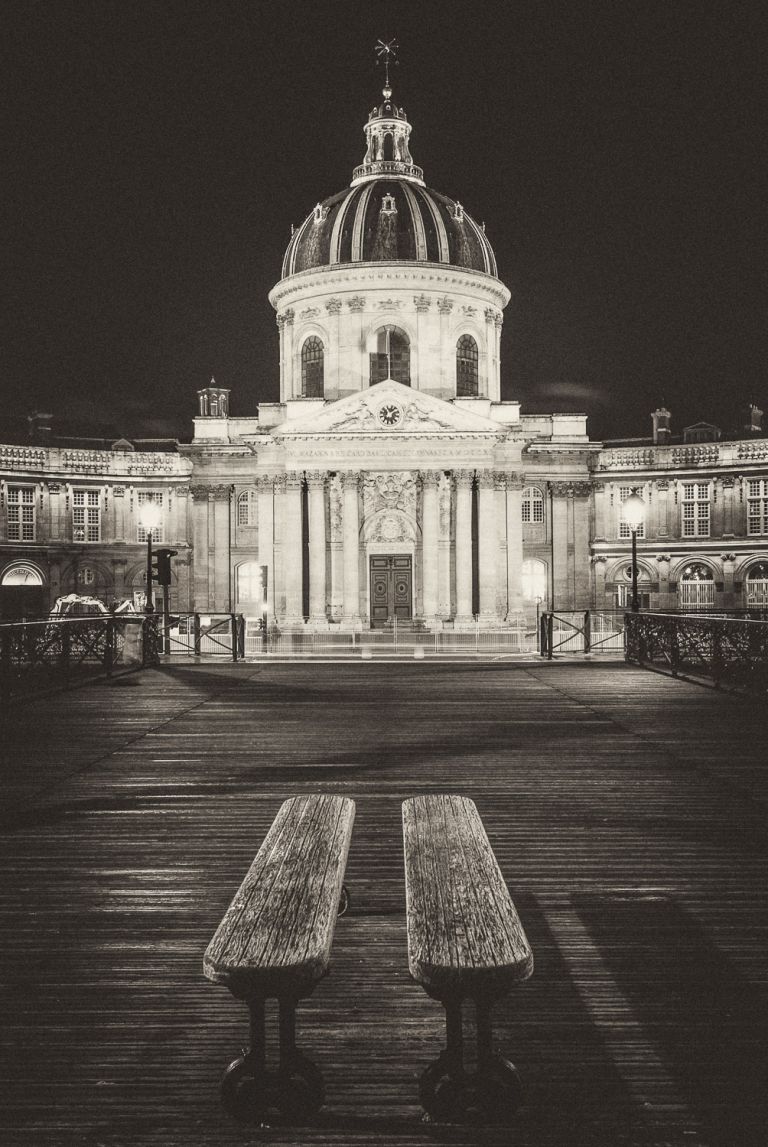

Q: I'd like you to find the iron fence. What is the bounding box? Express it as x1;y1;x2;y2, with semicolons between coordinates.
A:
625;612;768;693
162;614;245;659
240;618;541;658
0;614;159;701
539;611;627;658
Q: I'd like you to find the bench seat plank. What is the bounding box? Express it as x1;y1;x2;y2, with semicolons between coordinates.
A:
403;794;533;999
204;794;355;999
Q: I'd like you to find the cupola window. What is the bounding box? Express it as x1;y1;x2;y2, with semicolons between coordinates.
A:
370;327;410;386
301;336;324;398
456;335;479;396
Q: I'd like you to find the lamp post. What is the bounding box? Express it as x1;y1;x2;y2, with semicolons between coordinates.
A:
139;502;161;614
622;489;646;612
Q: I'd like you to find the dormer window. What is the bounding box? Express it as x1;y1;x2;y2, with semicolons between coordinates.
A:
381;194;397;215
313;203;327;224
453;201;464;221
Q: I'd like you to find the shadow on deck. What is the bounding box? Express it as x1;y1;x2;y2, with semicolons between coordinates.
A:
1;660;766;1146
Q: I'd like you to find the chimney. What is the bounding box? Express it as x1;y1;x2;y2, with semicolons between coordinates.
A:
27;412;53;444
651;406;671;445
740;403;763;437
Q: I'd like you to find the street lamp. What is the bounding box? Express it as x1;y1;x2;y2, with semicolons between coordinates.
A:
622;489;646;612
139;502;162;614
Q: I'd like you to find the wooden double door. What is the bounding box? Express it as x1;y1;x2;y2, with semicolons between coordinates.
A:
369;555;412;628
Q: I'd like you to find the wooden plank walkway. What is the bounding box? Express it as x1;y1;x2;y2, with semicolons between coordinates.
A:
1;661;766;1146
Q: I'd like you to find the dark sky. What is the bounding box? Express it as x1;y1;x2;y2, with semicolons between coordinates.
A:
4;0;767;441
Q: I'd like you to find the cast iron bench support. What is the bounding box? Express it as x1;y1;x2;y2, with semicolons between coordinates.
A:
403;794;533;1124
204;794;355;1123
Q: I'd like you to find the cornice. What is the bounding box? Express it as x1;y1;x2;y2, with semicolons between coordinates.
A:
269;261;510;310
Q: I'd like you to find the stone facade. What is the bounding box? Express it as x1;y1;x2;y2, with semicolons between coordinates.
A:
2;74;766;623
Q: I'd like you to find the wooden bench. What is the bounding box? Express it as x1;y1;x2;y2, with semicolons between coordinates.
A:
204;794;355;1123
402;794;533;1122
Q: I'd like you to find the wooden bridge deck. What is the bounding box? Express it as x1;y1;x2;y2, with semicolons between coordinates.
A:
1;660;766;1146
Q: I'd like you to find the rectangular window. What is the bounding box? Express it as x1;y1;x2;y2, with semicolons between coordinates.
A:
681;482;710;538
72;489;101;542
747;479;768;536
618;486;645;538
137;491;164;543
7;486;36;542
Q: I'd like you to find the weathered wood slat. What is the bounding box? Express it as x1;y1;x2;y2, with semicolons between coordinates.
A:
403;794;533;998
203;794;355;998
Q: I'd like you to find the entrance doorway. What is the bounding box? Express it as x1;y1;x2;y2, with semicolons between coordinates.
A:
369;555;412;628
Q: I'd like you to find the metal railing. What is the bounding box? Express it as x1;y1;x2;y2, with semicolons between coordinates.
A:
0;614;159;701
625;612;768;693
240;617;542;658
539;611;627;658
162;614;245;660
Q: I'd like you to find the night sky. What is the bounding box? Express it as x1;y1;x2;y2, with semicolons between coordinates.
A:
4;1;767;442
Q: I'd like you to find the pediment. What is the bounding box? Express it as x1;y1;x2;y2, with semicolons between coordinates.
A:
274;380;502;437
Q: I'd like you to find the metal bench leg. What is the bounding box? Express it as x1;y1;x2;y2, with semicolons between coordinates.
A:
220;998;269;1122
475;999;523;1122
419;998;467;1121
276;997;325;1120
219;997;324;1124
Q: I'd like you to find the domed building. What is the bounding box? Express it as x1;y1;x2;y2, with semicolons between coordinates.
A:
4;61;764;633
184;73;595;633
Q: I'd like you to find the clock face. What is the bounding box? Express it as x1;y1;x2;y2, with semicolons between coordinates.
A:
378;402;403;427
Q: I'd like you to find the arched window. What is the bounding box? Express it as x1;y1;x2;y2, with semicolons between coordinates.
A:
614;562;650;609
521;558;548;603
456;335;478;396
678;562;715;610
745;562;768;607
521;487;545;524
237;490;257;527
370;327;410;385
301;336;324;398
1;563;43;586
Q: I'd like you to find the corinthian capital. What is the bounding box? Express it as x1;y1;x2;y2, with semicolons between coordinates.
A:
475;469;495;490
305;470;327;490
454;469;474;490
420;470;441;489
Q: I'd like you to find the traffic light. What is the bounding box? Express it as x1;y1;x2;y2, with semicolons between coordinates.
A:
151;548;178;586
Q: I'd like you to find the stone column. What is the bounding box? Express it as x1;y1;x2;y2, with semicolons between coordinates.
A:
283;471;304;625
328;474;344;620
571;483;592;609
550;483;570;610
454;470;474;625
420;471;440;623
190;485;211;609
437;473;452;619
477;470;498;621
324;299;342;400
256;475;275;618
721;476;735;537
505;475;524;617
437;296;454;392
277;309;295;398
342;471;361;625
307;470;327;624
212;485;232;612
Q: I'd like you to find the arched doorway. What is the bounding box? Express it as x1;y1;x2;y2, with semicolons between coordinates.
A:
0;563;46;619
521;559;548;605
678;562;715;610
745;561;768;608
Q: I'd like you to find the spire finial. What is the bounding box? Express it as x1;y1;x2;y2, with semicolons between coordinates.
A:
375;38;398;96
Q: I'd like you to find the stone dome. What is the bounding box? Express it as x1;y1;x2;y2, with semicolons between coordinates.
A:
282;181;498;278
281;79;499;280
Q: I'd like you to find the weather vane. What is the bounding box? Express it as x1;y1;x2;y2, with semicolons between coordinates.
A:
375;39;399;91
